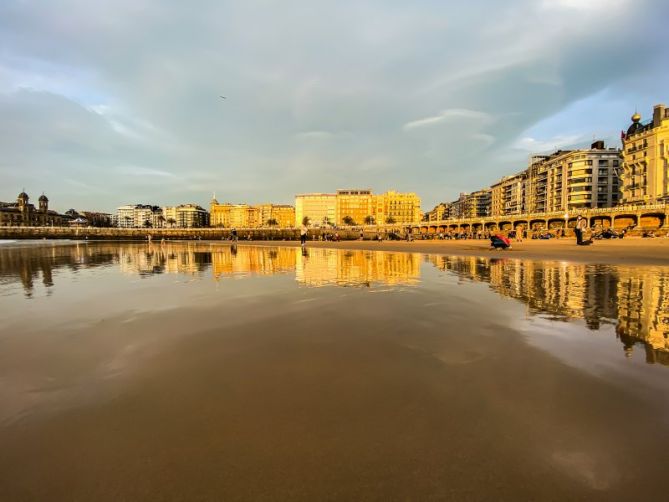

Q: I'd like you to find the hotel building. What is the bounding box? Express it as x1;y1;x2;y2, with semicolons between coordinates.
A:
335;189;374;226
621;104;669;204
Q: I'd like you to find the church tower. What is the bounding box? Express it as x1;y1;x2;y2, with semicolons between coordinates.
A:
39;194;49;213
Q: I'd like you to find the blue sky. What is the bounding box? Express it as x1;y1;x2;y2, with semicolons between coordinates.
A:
1;0;667;212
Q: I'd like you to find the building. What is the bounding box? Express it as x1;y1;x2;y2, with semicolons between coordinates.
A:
523;142;622;213
294;193;337;227
258;204;296;228
116;204;164;228
210;198;261;228
490;172;526;217
0;192;68;226
375;191;422;225
451;189;491;219
335;189;374;226
621;104;669;204
163;204;209;228
424;202;453;222
80;211;113;227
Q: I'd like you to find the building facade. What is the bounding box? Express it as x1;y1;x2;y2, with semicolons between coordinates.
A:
375;191;422;224
335;189;374;225
621;104;669;204
452;189;491;219
116;204;164;228
491;173;526;217
523;142;622;213
294;193;337;227
210;199;261;228
0;192;68;226
424;202;453;222
258;204;296;228
163;204;209;228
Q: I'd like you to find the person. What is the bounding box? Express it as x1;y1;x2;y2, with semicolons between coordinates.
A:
575;216;588;245
231;228;238;242
490;234;511;250
300;224;308;246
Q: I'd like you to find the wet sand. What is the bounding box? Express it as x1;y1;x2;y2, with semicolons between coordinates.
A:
1;243;669;501
243;237;669;265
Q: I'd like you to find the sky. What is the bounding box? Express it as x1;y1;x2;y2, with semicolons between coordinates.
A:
1;0;668;213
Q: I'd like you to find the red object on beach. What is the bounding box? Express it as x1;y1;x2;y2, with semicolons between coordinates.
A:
495;234;511;246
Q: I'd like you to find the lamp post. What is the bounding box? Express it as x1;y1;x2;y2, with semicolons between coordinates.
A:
564;212;569;236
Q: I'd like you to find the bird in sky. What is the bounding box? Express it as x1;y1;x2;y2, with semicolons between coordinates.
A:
219;95;226;99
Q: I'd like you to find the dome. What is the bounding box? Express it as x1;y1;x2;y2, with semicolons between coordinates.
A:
39;194;48;202
626;112;644;136
18;191;29;200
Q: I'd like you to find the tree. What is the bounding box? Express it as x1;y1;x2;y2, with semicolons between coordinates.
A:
167;218;176;228
322;216;331;227
385;216;396;225
342;215;355;226
143;219;153;228
267;218;278;227
302;216;310;226
363;215;375;225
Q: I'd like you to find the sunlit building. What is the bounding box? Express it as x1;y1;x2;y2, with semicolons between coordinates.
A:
210;197;260;228
375;191;422;224
621;104;669;204
490;172;526;217
452;189;491;218
524;141;622;213
424;202;453;222
335;189;374;226
294;193;336;227
258;204;296;228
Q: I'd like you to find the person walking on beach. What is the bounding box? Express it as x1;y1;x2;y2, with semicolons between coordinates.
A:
575;216;587;245
300;225;308;246
231;228;238;242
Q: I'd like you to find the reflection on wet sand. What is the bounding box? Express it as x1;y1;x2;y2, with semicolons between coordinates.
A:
1;242;667;364
3;242;669;500
429;255;669;365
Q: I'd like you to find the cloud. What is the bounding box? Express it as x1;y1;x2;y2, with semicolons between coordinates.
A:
514;135;587;153
0;0;667;210
403;109;493;131
295;131;334;141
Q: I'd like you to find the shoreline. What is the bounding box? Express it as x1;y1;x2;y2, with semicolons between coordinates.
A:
5;236;669;266
237;238;669;266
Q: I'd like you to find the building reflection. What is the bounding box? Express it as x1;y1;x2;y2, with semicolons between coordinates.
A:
429;256;669;366
1;243;667;365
